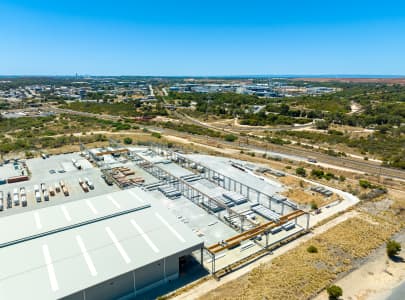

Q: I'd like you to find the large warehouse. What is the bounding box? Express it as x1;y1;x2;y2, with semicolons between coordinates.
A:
0;188;204;300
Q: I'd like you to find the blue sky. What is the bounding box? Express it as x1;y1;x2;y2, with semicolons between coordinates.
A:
1;0;405;76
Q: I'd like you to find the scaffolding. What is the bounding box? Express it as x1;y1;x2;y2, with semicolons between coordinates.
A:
129;150;257;232
152;146;298;215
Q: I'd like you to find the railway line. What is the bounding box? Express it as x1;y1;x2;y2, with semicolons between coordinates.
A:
44;106;405;181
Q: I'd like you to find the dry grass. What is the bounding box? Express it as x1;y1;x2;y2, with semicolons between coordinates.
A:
200;216;399;300
278;175;340;207
282;188;339;207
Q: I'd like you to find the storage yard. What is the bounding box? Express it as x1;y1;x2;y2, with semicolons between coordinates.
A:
0;143;358;300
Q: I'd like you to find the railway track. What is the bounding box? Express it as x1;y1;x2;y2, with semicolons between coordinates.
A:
237;139;405;180
173;112;405;181
45;106;405;181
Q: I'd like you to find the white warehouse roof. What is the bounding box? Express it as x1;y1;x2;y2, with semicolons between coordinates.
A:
0;188;203;299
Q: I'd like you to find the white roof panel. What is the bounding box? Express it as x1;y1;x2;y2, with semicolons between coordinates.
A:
0;188;203;300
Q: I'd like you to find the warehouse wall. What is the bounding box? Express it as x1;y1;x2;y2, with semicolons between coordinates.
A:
61;246;203;300
62;291;83;300
134;258;165;291
85;272;133;300
61;272;134;300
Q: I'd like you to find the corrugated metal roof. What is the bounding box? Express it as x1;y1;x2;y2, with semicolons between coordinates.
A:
0;188;203;300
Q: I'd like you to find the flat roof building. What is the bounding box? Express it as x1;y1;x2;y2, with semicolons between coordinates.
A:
0;188;203;300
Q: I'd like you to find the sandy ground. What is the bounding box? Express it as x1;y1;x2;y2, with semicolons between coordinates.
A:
172;211;359;300
314;231;405;300
349;101;363;114
164;135;240;155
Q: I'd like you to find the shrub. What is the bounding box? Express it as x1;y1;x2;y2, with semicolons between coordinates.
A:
359;179;373;189
324;172;337;181
25;151;34;159
315;120;329;130
327;285;343;299
151;132;162;139
296;167;306;177
310;202;318;210
123;137;133;145
224;134;237;142
307;245;318;253
311;169;324;179
386;240;401;258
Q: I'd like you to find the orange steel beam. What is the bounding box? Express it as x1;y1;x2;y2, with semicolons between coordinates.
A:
95;149;129;156
207;210;306;253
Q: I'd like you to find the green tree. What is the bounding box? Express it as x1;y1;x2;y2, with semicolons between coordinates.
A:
386;240;401;258
327;285;343;299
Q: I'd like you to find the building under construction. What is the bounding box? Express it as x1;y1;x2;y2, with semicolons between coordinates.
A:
0;143;311;299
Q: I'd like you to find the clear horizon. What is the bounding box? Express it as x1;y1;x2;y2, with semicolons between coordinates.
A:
1;74;405;78
1;0;405;76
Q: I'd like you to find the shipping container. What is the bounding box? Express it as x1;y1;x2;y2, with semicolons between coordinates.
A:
7;175;29;183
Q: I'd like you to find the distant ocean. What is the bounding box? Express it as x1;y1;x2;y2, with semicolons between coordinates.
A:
209;74;405;79
1;74;405;79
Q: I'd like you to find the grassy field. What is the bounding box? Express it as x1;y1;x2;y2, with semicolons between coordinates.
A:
200;214;401;300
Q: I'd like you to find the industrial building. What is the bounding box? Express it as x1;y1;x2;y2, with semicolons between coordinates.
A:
0;188;203;300
0;143;315;299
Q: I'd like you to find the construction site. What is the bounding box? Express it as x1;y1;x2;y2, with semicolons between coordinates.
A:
0;141;359;300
